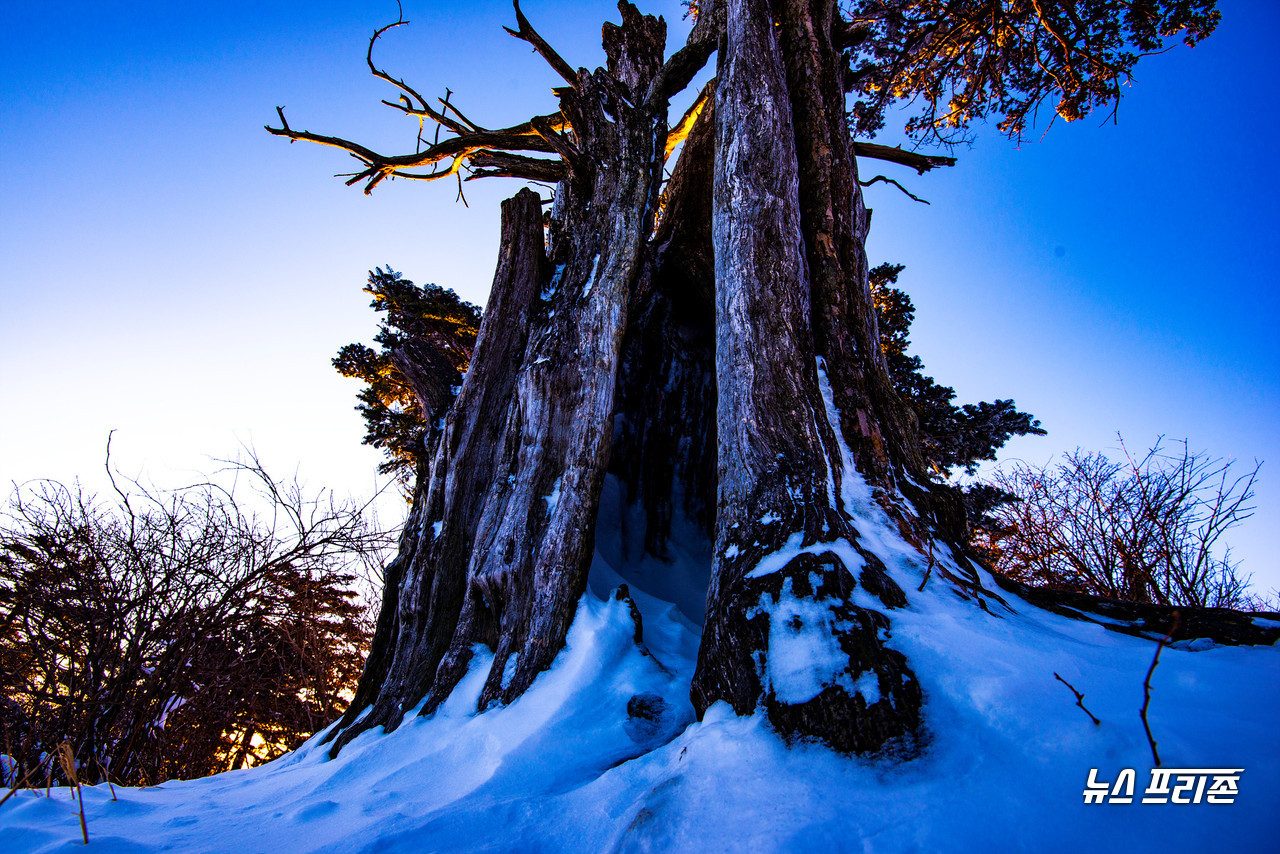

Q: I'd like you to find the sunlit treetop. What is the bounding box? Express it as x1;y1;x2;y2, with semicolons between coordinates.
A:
841;0;1220;142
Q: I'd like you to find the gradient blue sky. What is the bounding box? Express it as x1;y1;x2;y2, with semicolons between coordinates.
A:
2;1;1277;593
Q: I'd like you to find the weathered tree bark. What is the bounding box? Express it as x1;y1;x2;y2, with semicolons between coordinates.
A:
326;2;717;753
689;0;921;754
328;187;548;750
305;0;972;760
421;3;672;716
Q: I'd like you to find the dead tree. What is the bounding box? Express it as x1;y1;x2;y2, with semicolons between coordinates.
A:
271;1;739;754
268;0;1213;757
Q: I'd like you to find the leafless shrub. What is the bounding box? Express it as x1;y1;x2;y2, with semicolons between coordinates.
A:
978;436;1261;609
0;438;394;787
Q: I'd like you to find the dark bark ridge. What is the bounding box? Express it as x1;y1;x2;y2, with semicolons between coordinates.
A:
990;575;1280;647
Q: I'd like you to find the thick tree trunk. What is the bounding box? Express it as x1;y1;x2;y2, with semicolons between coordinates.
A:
327;187;548;750
328;3;681;753
689;0;921;754
326;0;970;760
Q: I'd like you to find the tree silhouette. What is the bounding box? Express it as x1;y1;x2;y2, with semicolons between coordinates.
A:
0;449;387;785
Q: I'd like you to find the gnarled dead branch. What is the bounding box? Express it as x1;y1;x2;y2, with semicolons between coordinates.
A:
860;174;930;204
505;0;579;85
852;142;957;174
268;2;718;195
266;4;579;194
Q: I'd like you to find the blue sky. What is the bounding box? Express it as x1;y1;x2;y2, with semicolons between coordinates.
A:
2;0;1277;594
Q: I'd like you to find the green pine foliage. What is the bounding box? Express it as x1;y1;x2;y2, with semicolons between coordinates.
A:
845;0;1219;143
869;262;1045;478
337;264;1035;527
334;268;481;482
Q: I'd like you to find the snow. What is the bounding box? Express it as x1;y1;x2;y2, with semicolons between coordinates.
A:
1;755;17;787
543;477;562;517
748;576;857;704
850;669;881;706
581;254;601;299
744;533;868;586
541;264;566;301
151;695;188;732
4;474;1277;852
499;652;520;691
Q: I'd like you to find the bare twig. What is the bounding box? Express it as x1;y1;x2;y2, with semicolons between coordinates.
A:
1054;672;1101;725
95;758;117;801
504;0;578;85
1141;610;1180;767
987;436;1259;608
267;109;562;193
918;536;935;591
105;431;140;556
860;175;930;204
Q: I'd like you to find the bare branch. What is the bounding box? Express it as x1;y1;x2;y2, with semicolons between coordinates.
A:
986;436;1259;609
267;108;565;194
439;95;487;134
1141;611;1180;767
1054;672;1101;725
646;12;719;108
530;114;581;166
366;21;427;115
852;142;957;173
266;11;577;195
1;447;389;785
467;151;567;183
860;175;930;204
504;0;578;86
832;17;871;51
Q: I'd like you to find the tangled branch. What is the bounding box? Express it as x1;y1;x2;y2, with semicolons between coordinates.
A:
266;3;574;193
267;1;719;194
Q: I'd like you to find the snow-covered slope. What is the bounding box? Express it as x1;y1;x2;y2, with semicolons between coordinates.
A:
4;476;1277;853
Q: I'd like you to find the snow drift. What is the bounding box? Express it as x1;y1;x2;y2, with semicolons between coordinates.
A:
3;471;1276;853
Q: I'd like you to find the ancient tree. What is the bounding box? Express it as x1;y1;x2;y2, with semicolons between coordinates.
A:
269;0;1218;756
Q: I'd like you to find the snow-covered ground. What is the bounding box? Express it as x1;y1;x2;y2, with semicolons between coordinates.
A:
4;472;1277;852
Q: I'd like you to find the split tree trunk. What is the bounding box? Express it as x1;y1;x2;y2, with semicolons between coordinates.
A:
325;0;967;759
612;81;719;559
328;3;693;753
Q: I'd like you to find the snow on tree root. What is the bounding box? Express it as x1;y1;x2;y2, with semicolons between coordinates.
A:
702;549;921;755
